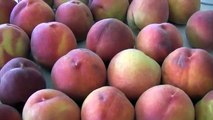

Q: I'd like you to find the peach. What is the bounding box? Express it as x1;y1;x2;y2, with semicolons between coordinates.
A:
86;18;135;64
0;104;22;120
0;57;41;78
51;48;106;102
22;89;80;120
186;10;213;52
81;86;134;120
136;23;183;64
31;22;77;68
10;0;55;36
162;47;213;101
168;0;200;24
108;49;161;101
195;90;213;120
127;0;169;32
54;0;88;9
135;85;195;120
88;0;129;21
55;0;94;41
0;0;17;24
0;24;30;68
0;57;46;106
18;0;53;7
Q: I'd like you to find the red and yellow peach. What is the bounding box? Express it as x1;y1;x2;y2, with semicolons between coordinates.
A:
30;22;77;68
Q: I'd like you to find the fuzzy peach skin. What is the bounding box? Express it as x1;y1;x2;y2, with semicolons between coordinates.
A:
51;48;107;102
0;104;22;120
81;86;134;120
0;0;17;24
162;47;213;101
10;0;55;36
18;0;53;7
168;0;200;24
54;0;88;9
30;22;77;68
0;57;41;78
195;90;213;120
135;85;195;120
22;89;80;120
186;10;213;52
88;0;129;21
0;24;30;68
108;49;161;101
0;57;46;106
127;0;169;32
86;18;135;64
55;0;94;41
136;23;183;64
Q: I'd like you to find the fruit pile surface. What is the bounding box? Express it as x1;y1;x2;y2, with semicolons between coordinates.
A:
0;0;213;120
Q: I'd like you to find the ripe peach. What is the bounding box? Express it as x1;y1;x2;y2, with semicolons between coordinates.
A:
0;57;46;106
108;49;161;101
88;0;129;21
168;0;200;24
22;89;80;120
195;90;213;120
0;57;41;78
18;0;53;7
186;10;213;51
54;0;88;9
0;24;30;68
31;22;77;68
86;18;135;64
0;104;22;120
127;0;169;32
55;0;94;41
162;47;213;101
10;0;55;36
136;23;183;64
51;48;106;102
81;86;134;120
135;85;195;120
0;0;17;24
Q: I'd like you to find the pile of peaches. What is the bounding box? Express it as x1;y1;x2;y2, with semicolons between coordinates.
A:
0;0;213;120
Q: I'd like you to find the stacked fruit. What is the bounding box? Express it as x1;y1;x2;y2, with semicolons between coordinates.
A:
0;0;213;120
